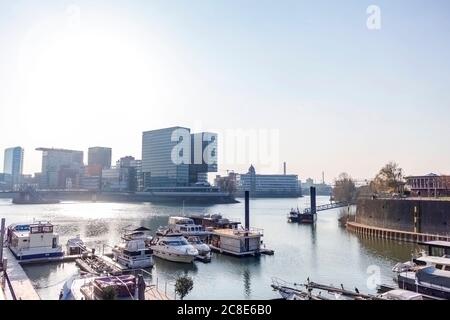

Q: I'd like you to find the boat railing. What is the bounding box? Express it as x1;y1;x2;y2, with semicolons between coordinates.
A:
232;227;264;236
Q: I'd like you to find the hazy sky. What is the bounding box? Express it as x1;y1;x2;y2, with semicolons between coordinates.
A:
1;0;449;182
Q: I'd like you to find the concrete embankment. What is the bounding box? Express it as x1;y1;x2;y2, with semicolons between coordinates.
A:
0;191;238;204
355;198;450;235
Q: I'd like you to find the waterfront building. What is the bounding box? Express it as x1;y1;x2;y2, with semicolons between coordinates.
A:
101;156;142;192
406;173;450;197
0;173;12;190
301;178;332;196
189;132;218;185
3;146;24;188
236;165;300;197
214;171;238;194
142;127;217;189
36;148;84;189
88;147;112;169
80;176;101;191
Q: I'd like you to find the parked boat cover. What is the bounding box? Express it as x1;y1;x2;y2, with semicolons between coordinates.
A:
417;267;450;289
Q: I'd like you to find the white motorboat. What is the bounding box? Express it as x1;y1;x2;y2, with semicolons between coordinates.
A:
167;216;210;239
150;229;198;263
6;221;64;262
112;227;154;269
187;236;211;261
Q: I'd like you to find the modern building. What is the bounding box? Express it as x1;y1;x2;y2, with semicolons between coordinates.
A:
3;146;24;188
101;156;143;192
142;127;217;190
236;165;300;197
0;173;12;190
36;148;84;189
88;147;112;169
189;132;218;185
406;173;450;197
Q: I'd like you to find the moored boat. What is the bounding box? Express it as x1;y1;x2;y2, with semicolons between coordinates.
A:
6;221;64;262
112;227;154;269
150;229;198;263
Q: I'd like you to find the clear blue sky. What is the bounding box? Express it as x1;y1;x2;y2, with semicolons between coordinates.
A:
1;0;449;182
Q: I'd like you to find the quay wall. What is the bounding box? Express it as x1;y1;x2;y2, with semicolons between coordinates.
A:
0;191;237;204
355;198;450;235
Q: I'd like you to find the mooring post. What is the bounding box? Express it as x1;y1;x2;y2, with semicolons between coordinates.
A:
0;218;5;271
245;191;250;252
310;187;317;215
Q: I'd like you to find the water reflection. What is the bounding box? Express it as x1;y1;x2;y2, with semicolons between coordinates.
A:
0;197;415;300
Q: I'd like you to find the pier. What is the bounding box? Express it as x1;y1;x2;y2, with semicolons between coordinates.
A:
346;221;450;243
1;248;40;300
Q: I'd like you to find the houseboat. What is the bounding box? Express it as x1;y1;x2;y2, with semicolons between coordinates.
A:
188;214;241;230
6;221;64;262
208;226;266;257
150;229;198;263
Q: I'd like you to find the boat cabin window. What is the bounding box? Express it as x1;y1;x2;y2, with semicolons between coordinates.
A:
180;227;187;232
30;225;53;234
123;250;142;256
166;240;188;246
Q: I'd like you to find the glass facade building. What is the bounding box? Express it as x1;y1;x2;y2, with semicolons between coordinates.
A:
88;147;112;169
142;127;190;188
36;148;84;189
3;146;24;188
142;127;218;189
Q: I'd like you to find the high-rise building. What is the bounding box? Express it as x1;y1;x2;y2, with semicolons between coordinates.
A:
142;127;190;188
36;148;84;189
88;147;112;169
3;146;24;188
142;127;218;189
189;132;218;185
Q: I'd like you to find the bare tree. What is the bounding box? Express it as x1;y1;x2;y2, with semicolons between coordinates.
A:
372;162;404;194
333;172;356;203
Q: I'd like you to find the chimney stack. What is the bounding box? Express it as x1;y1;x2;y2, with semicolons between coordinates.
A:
283;162;287;175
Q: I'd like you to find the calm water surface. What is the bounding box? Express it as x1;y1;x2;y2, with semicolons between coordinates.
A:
0;196;416;300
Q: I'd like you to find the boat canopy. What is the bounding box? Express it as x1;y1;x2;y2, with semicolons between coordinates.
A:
417;266;450;288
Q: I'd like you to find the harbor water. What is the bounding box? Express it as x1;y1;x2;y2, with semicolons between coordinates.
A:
0;196;416;300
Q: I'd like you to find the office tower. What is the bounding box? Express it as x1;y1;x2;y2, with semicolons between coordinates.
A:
3;146;24;187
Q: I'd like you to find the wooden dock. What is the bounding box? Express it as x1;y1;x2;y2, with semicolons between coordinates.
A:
347;221;450;243
2;248;40;300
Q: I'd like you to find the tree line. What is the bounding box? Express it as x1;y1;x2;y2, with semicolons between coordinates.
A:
332;161;405;203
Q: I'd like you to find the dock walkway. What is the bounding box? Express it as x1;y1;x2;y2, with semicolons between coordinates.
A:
2;248;40;300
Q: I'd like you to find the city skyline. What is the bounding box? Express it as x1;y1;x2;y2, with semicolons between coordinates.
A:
1;1;450;181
